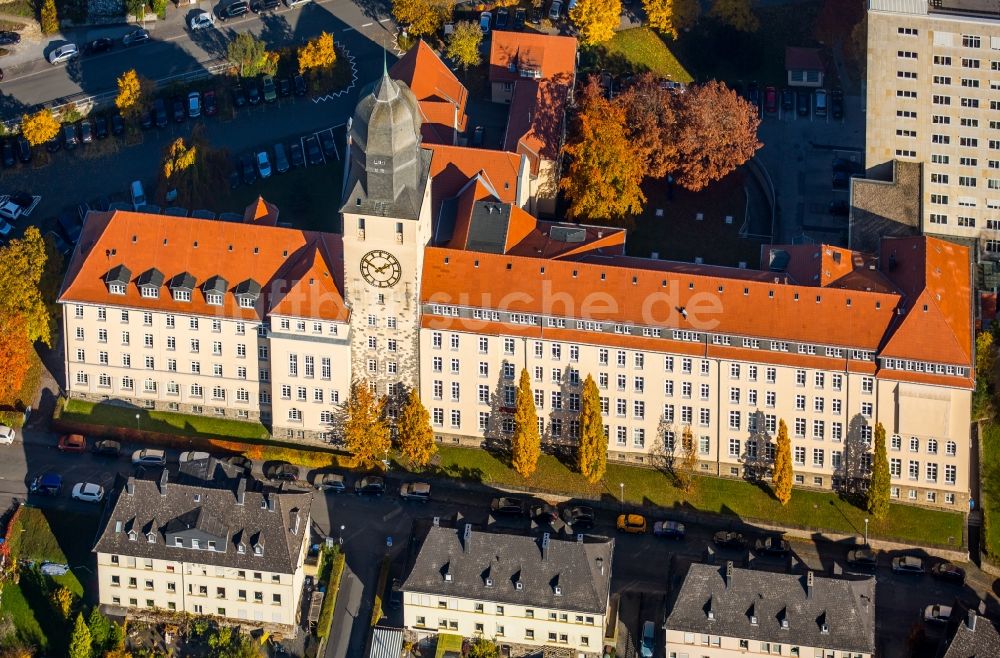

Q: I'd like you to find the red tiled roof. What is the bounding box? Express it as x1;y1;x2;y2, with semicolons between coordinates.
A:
60;211;348;323
785;46;824;71
489;32;577;83
427;143;522;214
391;40;468;146
766;244;897;293
244;197;279;226
448;177;501;251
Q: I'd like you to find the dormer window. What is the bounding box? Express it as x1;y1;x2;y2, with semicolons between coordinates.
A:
169;271;195;303
253;544;263;556
206;293;222;305
136;268;164;300
234;278;261;310
128;530;137;541
173;290;191;302
147;532;156;543
141;286;159;299
238;543;246;554
174;537;183;547
207;541;216;551
192;538;200;549
110;283;126;295
239;296;255;309
105;264;131;295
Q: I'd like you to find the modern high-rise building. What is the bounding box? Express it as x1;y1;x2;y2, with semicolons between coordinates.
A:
60;37;975;510
865;0;1000;255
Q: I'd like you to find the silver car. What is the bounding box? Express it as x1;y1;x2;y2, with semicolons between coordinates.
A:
132;448;166;467
48;44;79;65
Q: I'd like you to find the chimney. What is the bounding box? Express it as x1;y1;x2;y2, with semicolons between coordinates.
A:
806;571;814;598
158;469;168;496
596;557;604;576
576;533;584;543
462;523;472;553
706;595;715;620
288;509;300;535
967;609;977;631
126;476;135;496
267;496;276;512
725;561;734;589
236;478;246;506
432;516;440;527
541;532;551;561
444;561;453;582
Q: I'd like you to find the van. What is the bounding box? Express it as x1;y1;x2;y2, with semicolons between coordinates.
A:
814;88;828;117
273;142;289;174
130;180;147;211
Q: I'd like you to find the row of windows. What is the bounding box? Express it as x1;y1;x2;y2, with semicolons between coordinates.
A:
109;577;282;604
276;317;341;335
891;488;956;504
72;305;268;336
888;459;957;485
286;354;335;379
413;616;590;646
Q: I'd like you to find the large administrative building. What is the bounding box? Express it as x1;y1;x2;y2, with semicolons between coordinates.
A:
60;37;975;510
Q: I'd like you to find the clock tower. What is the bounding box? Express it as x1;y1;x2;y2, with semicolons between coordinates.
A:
340;62;433;399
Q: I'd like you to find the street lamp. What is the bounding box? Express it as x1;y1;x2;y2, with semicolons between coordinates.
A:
864;518;869;546
619;482;624;511
135;413;140;432
338;524;345;546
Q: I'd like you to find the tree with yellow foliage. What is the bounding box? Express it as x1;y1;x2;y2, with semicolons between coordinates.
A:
397;387;436;467
643;0;700;39
0;226;57;347
710;0;759;32
115;69;150;119
392;0;452;37
446;22;482;71
772;419;793;504
40;0;58;35
20;109;60;147
298;32;338;74
343;380;392;468
511;368;541;478
569;0;621;46
576;374;607;483
162;138;198;180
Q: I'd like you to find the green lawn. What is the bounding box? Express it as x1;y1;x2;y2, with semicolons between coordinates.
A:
583;27;693;82
419;445;964;548
0;582;46;650
981;422;1000;559
61;398;270;442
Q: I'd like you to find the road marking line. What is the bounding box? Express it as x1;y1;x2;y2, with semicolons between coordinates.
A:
361;22;373;26
378;18;391;22
343;27;355;32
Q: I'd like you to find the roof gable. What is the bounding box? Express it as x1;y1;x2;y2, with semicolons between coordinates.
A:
268;240;350;321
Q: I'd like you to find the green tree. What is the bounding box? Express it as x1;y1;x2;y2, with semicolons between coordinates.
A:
151;0;168;19
343;380;392;468
974;331;994;419
772;419;793;505
40;0;58;35
227;32;279;78
397;387;436;467
576;374;606;483
446;22;482;71
0;227;55;347
126;0;145;20
511;368;541;478
867;422;890;521
709;0;759;32
643;0;700;39
468;637;501;658
106;621;126;651
87;606;112;651
569;0;621;45
68;613;92;658
392;0;453;37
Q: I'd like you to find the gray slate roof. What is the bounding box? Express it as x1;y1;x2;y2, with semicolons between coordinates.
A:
401;525;613;614
93;475;312;575
666;563;875;654
940;608;1000;658
466;202;512;254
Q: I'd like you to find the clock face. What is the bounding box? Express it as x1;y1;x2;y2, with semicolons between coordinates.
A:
360;250;402;288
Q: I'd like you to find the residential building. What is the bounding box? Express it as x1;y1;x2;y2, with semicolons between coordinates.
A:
390;40;468;146
665;562;875;658
785;46;826;87
400;523;613;655
61;49;975;510
865;0;1000;256
489;31;577;215
937;604;1000;658
93;475;312;630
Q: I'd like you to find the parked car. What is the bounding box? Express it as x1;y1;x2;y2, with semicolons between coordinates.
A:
764;85;777;114
529;8;541;23
747;81;760;108
48;43;79;65
188;91;201;118
130;180;147;211
831;88;844;120
110;113;125;135
153;98;168;128
72;482;105;503
314;473;346;492
653;520;686;539
273;142;289;174
755;535;791;556
495;8;509;29
277;76;292;97
547;1;561;20
479;11;492;33
62;123;79;150
240;154;257;184
389;579;403;609
58;210;83;243
713;530;746;549
891;555;925;575
400;482;431;502
846;547;878;572
924;604;953;625
355;475;385;496
262;75;277;102
94;114;109;139
256;149;272;178
640;621;655;658
252;0;280;11
471;125;484;147
84;37;113;55
222;0;250;19
179;451;211;463
0;201;21;224
930;562;966;585
293;74;307;96
203;90;218;116
616;513;647;534
79;118;93;143
814;88;828;117
513;8;526;29
0;425;15;445
57;434;87;453
92;439;121;457
531;503;559;524
303;135;323;165
189;11;215;29
172;96;186;123
46;231;70;256
0;218;13;237
1;140;13;168
223;454;252;471
320;131;337;159
560;505;595;530
0;31;20;46
122;28;150;47
285;0;313;7
16;134;31;162
139;109;153;130
289;142;305;168
132;448;166;467
30;473;62;496
781;88;794;112
233;84;247;107
490;496;526;516
247;79;261;105
796;89;810;117
269;462;299;481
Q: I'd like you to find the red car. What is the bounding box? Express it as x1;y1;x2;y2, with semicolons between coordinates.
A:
764;86;778;114
57;434;87;453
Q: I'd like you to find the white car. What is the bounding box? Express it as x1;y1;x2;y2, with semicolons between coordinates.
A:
0;219;13;237
72;482;105;503
479;11;491;34
256;150;272;178
189;12;215;30
0;425;15;445
179;450;210;463
48;43;79;65
132;448;166;466
0;200;23;223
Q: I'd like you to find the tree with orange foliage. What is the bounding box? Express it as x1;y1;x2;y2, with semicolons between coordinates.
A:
560;76;646;222
617;73;679;179
671;80;761;191
0;314;31;405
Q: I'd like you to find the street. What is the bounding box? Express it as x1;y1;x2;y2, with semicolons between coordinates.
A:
2;422;997;658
